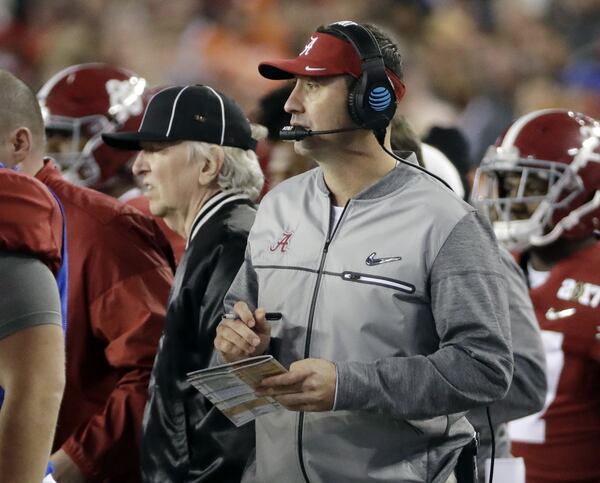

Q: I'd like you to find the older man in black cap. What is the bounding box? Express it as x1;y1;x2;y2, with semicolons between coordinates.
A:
103;85;264;482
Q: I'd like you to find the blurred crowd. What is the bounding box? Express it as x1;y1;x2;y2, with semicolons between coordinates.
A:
1;2;600;482
1;0;599;170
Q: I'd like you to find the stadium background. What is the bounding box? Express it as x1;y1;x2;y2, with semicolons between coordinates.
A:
1;0;598;167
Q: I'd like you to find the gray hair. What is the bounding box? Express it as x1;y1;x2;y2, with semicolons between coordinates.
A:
187;137;265;201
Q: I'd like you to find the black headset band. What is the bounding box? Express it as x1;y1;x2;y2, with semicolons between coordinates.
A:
326;23;383;63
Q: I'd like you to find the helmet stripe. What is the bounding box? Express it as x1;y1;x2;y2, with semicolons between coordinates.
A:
501;108;566;151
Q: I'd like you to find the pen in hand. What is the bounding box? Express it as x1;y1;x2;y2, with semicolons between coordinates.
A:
223;312;282;321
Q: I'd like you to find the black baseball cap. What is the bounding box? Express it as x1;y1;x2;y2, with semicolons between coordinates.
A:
102;85;256;151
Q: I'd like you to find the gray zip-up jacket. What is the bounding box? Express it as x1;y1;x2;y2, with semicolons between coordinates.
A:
225;164;513;483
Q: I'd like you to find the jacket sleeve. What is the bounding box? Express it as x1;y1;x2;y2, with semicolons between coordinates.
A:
0;171;63;275
335;211;514;419
468;247;546;429
223;242;259;314
202;238;257;349
60;220;173;480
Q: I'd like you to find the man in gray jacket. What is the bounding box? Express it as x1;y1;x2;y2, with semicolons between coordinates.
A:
215;21;513;483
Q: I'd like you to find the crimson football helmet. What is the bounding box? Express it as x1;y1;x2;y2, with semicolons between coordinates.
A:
37;63;147;188
471;109;600;251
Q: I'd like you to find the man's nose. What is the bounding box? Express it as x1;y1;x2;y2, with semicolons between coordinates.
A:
132;151;149;176
284;82;304;115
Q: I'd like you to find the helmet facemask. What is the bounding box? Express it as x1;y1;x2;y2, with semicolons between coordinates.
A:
37;63;147;189
43;113;116;187
471;146;584;251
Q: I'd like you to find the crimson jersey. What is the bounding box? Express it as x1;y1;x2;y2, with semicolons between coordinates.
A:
36;160;174;482
0;169;62;273
510;242;600;483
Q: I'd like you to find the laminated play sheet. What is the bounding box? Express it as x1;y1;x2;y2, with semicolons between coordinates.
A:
187;355;287;426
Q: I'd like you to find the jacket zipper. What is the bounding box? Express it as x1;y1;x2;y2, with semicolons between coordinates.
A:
341;271;416;294
297;200;349;483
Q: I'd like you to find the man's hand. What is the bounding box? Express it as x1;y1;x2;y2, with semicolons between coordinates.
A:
214;301;271;363
51;449;85;483
256;358;336;412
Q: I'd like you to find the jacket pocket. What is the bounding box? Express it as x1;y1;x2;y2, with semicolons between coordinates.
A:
341;271;416;294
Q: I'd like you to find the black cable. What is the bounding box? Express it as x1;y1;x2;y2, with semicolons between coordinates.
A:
486;406;495;483
379;141;455;192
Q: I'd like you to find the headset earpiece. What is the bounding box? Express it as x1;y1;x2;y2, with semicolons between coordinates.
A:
327;22;397;131
346;77;363;127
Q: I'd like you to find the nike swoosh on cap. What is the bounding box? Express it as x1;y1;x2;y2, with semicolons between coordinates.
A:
305;66;327;71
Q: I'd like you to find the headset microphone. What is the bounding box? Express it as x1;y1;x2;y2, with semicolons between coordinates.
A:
279;125;365;141
279;125;453;191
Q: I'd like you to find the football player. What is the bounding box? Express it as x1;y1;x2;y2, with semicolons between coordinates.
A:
38;64;185;263
1;68;175;482
0;169;65;482
37;63;147;197
471;108;600;483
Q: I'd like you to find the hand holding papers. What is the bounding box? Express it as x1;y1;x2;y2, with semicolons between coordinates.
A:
187;355;287;427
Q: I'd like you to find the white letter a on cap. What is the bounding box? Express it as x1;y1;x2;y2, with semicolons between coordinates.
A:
300;36;318;56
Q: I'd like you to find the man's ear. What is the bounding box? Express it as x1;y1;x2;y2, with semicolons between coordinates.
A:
198;145;224;186
10;127;35;163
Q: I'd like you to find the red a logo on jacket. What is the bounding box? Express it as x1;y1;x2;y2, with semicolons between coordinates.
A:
270;231;293;253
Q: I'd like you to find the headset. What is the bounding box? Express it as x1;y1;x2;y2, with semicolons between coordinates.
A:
280;21;397;144
280;21;454;192
327;21;397;135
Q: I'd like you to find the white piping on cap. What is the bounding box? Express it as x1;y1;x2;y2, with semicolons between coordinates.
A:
166;86;190;137
205;86;225;145
139;86;172;132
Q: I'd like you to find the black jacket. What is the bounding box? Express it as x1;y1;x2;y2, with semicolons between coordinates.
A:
141;193;256;483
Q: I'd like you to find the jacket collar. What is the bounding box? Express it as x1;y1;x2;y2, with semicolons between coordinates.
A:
188;190;250;246
314;152;417;201
35;158;63;184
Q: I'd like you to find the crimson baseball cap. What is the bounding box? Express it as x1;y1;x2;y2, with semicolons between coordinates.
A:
102;85;256;151
259;31;405;101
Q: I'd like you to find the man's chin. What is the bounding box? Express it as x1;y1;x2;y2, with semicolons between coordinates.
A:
294;137;322;156
148;200;166;218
